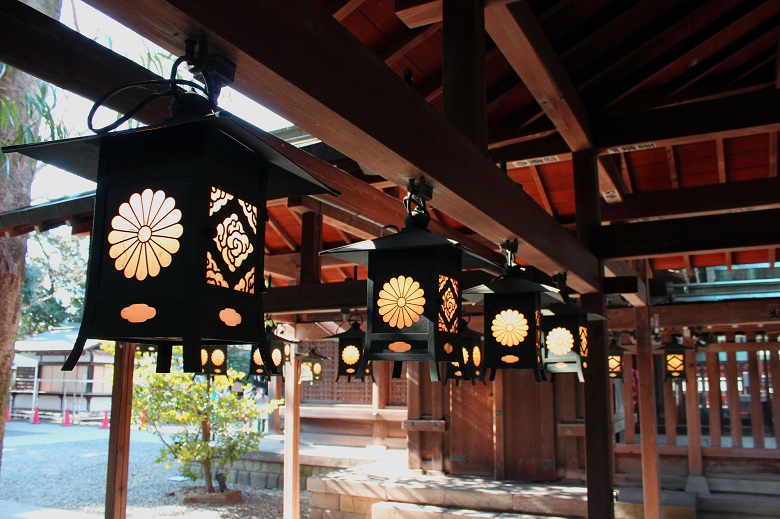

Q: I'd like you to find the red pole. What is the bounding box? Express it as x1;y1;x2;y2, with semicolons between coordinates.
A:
32;407;40;424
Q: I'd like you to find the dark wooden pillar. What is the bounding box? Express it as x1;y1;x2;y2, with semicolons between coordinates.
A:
573;149;615;519
299;211;322;285
105;342;134;519
442;0;487;152
372;361;390;445
636;306;663;519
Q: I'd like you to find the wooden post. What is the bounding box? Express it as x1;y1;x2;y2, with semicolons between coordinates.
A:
684;350;708;493
105;342;135;519
747;351;765;447
299;211;322;285
271;376;283;434
283;349;301;519
769;350;780;448
573;149;614;519
663;380;678;445
635;307;663;519
493;369;505;480
622;354;636;444
725;352;743;447
372;361;390;445
407;362;423;470
706;352;723;447
430;376;444;473
442;0;487;152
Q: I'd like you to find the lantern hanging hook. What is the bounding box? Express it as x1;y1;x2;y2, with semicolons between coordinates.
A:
500;239;518;268
552;272;570;302
403;177;432;230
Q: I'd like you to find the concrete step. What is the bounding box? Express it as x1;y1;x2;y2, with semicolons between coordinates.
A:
372;501;574;519
697;491;780;518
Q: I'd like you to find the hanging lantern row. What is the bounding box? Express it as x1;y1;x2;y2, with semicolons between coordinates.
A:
323;311;373;382
3;39;338;375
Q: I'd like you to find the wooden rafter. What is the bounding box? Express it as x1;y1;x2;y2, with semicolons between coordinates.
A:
264;255;299;281
395;0;441;29
528;165;552;215
287;196;377;240
328;0;367;21
666;147;679;189
620;153;634;194
484;0;592;151
770;132;778;177
599;1;773;108
597;155;626;203
80;0;598;290
716;139;727;183
664;15;780;98
379;23;442;66
608;298;780;329
268;213;298;252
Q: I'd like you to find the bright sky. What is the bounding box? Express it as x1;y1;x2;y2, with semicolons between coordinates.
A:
31;0;292;204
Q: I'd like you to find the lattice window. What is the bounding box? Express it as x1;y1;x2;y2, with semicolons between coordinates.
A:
389;363;408;405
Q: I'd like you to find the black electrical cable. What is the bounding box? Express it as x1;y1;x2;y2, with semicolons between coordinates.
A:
88;50;219;134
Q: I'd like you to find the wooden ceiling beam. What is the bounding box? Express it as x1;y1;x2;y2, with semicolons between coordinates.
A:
716;139;727;183
83;0;595;288
395;0;442;29
287;196;378;240
265;280;367;314
593;208;780;260
528;165;552;215
595;89;780;152
770;132;778;177
264;254;299;281
484;0;592;151
379;23;442;66
608;298;780;329
604;260;647;308
328;0;367;21
601;174;780;223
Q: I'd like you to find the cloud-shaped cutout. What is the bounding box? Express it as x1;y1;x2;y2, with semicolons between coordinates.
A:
219;308;242;327
120;304;157;323
388;341;412;353
501;354;519;364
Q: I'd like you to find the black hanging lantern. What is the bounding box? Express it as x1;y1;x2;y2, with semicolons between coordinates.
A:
3;45;337;374
541;274;605;382
298;348;329;383
324;313;372;382
661;332;691;380
607;337;626;380
445;318;483;384
200;345;228;375
463;242;561;382
320;178;497;382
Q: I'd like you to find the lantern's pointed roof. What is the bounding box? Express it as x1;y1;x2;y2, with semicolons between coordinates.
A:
319;228;500;270
463;274;563;306
546;302;607;321
323;321;365;341
2;112;339;200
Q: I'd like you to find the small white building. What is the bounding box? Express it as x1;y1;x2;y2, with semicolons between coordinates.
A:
11;323;113;419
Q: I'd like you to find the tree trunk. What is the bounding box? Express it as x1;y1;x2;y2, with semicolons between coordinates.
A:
0;0;62;475
201;415;214;492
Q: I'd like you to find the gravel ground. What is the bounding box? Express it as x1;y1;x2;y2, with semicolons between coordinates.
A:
0;431;309;518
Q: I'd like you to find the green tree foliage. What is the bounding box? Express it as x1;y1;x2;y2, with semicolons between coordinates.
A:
131;349;280;493
18;231;87;338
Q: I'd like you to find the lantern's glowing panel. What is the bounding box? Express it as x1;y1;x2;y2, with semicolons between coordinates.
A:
608;355;623;378
218;308;242;327
438;276;459;333
201;345;228;375
120;304;157;323
377;275;425;329
271;348;283;367
108;189;182;281
342;345;361;365
492;309;529;347
667;353;685;377
546;327;574;356
388;341;412;353
579;327;588;357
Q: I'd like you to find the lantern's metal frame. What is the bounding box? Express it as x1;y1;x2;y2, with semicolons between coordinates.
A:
661;331;694;381
607;336;626;380
298;347;330;383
